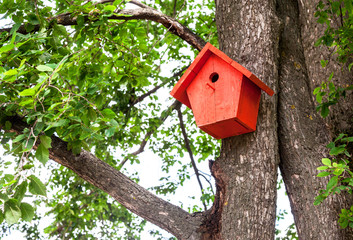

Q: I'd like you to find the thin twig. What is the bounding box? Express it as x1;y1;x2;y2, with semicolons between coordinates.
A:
73;93;104;118
132;82;167;105
132;65;188;105
172;0;177;18
145;24;173;58
198;172;215;195
177;108;207;210
119;100;181;168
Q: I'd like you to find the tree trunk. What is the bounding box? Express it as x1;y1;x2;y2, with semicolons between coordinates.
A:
277;0;353;239
207;0;281;239
204;0;353;239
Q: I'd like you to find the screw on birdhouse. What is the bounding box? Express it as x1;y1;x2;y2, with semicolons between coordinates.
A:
206;82;215;90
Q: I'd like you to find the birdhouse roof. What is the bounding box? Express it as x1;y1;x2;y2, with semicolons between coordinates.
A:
170;43;274;109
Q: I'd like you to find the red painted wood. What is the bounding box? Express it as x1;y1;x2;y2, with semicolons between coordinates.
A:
213;55;243;123
170;43;275;139
170;69;196;109
237;76;261;131
187;55;217;127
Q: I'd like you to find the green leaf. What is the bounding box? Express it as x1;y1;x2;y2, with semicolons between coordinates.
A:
20;202;35;221
330;146;346;156
317;166;329;170
28;175;46;197
22;164;34;170
327;176;338;190
0;210;4;224
105;127;115;137
349;62;353;71
313;195;325;205
0;43;15;54
342;137;353;142
313;87;321;95
335;133;346;142
326;141;335;149
35;143;49;165
13;134;27;143
4;199;21;225
13;181;28;203
340;219;349;228
316;92;325;104
87;108;97;122
320;59;328;68
4;68;18;76
39;135;52;149
322;158;332;166
102;108;117;119
36;65;53;72
19;88;36;96
45;119;70;131
4;174;14;182
317;171;331;177
104;5;116;12
321;105;329;117
4;121;12;130
0;193;9;201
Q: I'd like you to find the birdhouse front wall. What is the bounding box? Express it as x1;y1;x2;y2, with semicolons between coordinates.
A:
185;54;263;139
186;54;242;126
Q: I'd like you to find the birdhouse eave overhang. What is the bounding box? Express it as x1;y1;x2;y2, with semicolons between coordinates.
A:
170;43;274;109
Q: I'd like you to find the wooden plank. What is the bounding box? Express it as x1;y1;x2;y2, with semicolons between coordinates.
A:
186;56;216;127
230;61;274;96
236;76;261;130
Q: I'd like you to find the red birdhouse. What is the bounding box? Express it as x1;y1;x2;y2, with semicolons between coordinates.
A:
170;43;274;139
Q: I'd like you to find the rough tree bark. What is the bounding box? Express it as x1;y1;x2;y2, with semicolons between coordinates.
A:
2;0;353;239
211;0;280;239
277;0;353;239
209;0;353;239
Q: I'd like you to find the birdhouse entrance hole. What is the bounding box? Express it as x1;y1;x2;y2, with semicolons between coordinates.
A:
210;72;219;83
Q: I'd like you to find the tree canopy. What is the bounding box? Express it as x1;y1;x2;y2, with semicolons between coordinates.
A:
0;0;220;238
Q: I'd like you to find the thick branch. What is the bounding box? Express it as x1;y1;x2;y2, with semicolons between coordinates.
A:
0;3;206;51
5;114;202;240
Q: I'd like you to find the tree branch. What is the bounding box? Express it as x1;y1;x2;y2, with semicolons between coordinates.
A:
4;113;203;240
132;65;189;106
132;82;167;106
0;2;206;51
119;100;181;168
177;108;207;210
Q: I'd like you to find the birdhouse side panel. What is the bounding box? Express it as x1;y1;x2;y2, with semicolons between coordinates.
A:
236;76;261;130
170;69;196;109
186;56;218;127
213;60;243;123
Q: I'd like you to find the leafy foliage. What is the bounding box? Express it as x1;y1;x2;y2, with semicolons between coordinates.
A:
315;134;353;227
0;0;218;238
313;0;353;117
314;0;353;230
